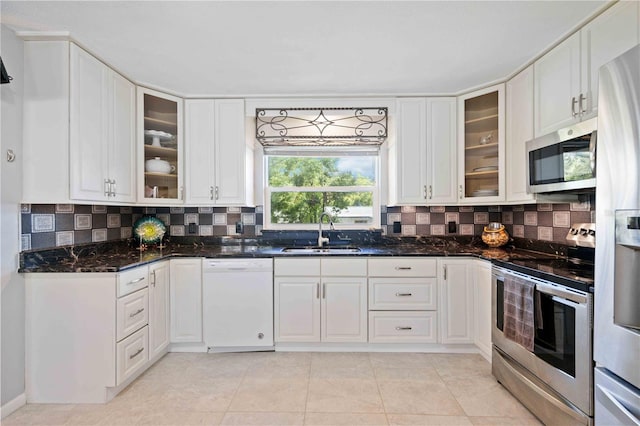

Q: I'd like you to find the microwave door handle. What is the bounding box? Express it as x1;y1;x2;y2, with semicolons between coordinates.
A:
536;282;588;305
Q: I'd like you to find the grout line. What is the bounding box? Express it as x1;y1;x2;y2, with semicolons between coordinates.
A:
368;353;391;425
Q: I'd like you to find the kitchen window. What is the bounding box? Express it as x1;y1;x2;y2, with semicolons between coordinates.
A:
264;149;380;229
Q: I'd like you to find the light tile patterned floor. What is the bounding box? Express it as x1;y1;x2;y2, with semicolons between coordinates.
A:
4;352;541;425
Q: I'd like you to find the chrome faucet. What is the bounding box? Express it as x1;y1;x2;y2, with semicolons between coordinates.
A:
318;212;334;247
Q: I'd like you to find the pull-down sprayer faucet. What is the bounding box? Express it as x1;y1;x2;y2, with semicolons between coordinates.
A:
318;212;334;247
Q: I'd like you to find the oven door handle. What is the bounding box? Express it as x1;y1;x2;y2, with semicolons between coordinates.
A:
536;282;588;305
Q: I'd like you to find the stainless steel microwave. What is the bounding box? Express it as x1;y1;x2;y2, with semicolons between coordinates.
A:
526;117;597;194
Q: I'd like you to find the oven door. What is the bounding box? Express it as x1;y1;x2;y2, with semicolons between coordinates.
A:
492;266;593;416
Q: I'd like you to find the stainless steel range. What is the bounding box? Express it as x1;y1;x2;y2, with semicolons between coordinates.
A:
491;228;596;425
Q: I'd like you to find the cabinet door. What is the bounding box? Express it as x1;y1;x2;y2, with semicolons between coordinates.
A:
321;277;367;342
214;99;248;205
426;98;457;204
149;261;170;358
473;260;492;362
274;277;320;342
185;99;215;204
506;65;536;204
169;259;202;343
534;32;581;137
581;1;640;120
108;71;136;203
393;98;428;204
439;259;474;344
69;44;109;201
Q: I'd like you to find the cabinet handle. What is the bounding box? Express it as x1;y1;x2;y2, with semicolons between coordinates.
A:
180;186;184;200
110;179;116;197
215;186;219;200
428;185;433;200
104;179;110;197
322;283;326;299
459;185;463;199
316;282;320;299
444;265;447;280
395;292;412;296
571;96;578;117
129;308;145;318
395;326;412;331
210;186;214;200
127;277;145;285
129;347;144;360
579;93;587;115
395;266;412;270
423;185;427;200
151;270;156;287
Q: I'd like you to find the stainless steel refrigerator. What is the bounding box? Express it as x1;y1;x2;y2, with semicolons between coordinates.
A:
594;43;640;425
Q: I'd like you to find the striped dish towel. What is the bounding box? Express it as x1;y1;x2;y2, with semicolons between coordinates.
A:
503;275;535;351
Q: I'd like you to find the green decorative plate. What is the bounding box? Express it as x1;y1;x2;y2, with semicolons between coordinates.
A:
133;216;166;244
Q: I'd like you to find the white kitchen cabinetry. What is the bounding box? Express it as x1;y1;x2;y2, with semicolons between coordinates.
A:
534;1;639;137
149;260;171;359
368;257;438;343
274;258;367;343
22;41;135;204
184;99;253;205
138;87;184;204
389;98;456;205
25;265;154;403
473;259;492;362
457;84;505;203
506;65;536;204
169;259;202;343
69;44;136;203
438;258;474;344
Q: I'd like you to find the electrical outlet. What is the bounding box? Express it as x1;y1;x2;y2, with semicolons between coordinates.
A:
393;221;401;233
448;221;457;233
235;221;244;234
188;223;197;234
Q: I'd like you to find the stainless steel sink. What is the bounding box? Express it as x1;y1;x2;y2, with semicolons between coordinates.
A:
281;247;361;254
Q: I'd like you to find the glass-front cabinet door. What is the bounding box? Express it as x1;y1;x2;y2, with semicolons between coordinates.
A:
137;87;184;204
457;84;505;203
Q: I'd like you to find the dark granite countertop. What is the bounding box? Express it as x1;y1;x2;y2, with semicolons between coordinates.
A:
19;236;563;274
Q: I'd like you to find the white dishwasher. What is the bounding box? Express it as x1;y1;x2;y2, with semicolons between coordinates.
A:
202;258;274;352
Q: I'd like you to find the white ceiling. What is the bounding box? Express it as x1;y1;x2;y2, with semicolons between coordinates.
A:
1;1;609;97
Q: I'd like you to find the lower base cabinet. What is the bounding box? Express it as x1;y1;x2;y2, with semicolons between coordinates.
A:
368;311;437;343
169;259;203;343
439;258;475;344
149;260;171;357
473;259;492;361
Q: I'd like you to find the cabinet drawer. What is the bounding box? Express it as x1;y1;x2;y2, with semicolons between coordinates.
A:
369;278;437;310
116;325;148;386
322;258;367;276
368;311;437;343
117;266;149;297
117;288;149;341
274;258;320;276
368;258;437;277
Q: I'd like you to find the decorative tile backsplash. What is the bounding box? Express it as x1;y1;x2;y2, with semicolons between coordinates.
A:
21;199;594;251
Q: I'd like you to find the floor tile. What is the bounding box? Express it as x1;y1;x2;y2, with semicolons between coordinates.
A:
306;378;384;413
428;354;491;380
135;410;224;425
468;416;542;425
387;414;473;425
228;378;309;412
304;412;389;425
221;412;304;425
374;367;441;382
369;352;434;370
378;380;464;416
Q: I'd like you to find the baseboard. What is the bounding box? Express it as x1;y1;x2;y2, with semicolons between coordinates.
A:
1;393;26;419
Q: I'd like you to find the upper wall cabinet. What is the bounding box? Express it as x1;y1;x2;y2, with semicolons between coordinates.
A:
138;88;184;204
184;99;253;206
388;97;456;206
69;45;136;203
457;84;505;203
534;1;639;137
22;41;135;204
506;65;535;204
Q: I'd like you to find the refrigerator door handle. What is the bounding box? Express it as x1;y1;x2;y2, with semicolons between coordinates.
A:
596;384;640;426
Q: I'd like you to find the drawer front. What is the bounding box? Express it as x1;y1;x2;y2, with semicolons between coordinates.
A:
368;311;437;343
117;288;149;341
116;325;148;386
117;266;149;297
321;258;367;276
369;278;437;310
274;258;321;276
368;258;437;277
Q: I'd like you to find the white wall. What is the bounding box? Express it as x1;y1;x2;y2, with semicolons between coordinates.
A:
1;24;25;409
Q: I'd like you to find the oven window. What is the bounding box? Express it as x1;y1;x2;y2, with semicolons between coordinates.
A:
534;292;576;377
529;136;594;186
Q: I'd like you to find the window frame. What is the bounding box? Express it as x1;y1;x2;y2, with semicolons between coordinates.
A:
263;153;381;230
